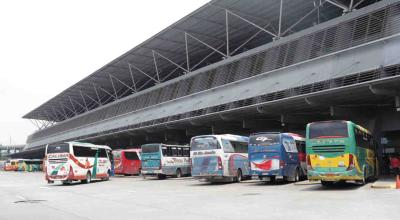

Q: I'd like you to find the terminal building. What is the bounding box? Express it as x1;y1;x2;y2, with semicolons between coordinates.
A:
16;0;400;162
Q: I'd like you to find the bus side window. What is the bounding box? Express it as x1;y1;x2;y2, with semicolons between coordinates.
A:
172;148;178;156
178;148;183;157
162;147;167;156
295;141;306;153
231;141;248;153
73;146;97;157
98;149;107;158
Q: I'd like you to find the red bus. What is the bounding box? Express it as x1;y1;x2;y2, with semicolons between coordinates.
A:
113;149;141;175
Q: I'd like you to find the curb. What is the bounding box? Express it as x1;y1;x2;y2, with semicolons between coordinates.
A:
371;184;395;189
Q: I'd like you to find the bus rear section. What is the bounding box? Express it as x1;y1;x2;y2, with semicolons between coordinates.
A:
141;144;190;179
113;149;141;176
190;135;250;183
46;142;112;185
249;133;305;182
306;121;373;184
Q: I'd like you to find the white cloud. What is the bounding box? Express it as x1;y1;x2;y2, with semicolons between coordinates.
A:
0;0;209;145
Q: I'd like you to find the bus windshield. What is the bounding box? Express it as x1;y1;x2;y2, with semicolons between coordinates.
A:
309;121;348;139
142;144;160;153
191;136;220;151
249;134;280;146
47;143;70;154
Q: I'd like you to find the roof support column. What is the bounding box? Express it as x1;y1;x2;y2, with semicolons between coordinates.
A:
185;33;190;71
127;64;138;92
92;84;103;105
185;32;228;58
152;50;161;82
282;0;326;36
225;10;277;38
152;50;189;73
128;62;161;84
225;9;230;57
79;90;89;110
278;0;283;38
108;74;118;99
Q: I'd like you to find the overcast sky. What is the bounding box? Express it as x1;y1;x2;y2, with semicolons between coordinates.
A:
0;0;209;145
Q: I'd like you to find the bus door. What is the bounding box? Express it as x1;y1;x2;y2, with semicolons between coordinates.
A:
282;136;299;177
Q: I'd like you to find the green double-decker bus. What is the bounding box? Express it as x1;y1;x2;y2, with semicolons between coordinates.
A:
306;120;378;185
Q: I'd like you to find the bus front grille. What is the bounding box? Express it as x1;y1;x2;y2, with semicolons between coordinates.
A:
312;145;345;153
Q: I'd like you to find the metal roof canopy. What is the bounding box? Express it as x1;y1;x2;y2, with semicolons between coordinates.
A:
24;0;375;125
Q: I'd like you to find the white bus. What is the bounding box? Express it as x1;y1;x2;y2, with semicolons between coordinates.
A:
45;142;112;184
190;134;250;183
141;143;191;179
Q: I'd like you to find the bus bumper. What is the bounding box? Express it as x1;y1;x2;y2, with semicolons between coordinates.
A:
307;169;362;181
141;169;162;175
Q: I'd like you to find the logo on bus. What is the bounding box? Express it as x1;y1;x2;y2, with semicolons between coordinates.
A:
256;137;272;142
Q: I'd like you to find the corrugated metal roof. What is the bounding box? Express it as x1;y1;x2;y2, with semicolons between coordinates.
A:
24;0;372;122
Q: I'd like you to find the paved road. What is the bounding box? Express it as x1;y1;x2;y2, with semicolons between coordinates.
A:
0;171;399;220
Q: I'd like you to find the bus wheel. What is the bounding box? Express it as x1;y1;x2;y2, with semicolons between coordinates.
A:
321;181;333;187
236;169;242;182
157;174;166;180
358;168;367;185
82;172;91;184
176;169;182;178
104;170;111;181
294;168;300;182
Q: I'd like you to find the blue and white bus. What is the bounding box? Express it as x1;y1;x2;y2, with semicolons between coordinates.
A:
141;143;191;179
190;134;250;183
249;132;306;182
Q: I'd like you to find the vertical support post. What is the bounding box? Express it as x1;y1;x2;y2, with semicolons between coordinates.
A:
349;0;354;11
185;33;190;71
152;50;161;82
80;91;88;109
109;74;118;99
128;64;137;92
93;84;102;105
225;9;230;57
396;96;400;112
278;0;283;38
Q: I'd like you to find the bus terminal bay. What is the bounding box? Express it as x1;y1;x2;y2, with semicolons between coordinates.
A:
2;0;400;219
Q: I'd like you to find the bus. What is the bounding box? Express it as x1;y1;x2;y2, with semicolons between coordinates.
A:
141;144;190;179
249;132;306;182
45;142;112;184
306;120;378;185
113;149;141;176
17;159;43;172
190;134;250;183
4;159;19;171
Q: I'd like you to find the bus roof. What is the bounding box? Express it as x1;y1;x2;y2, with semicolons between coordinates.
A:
113;148;142;152
307;120;372;135
250;132;305;141
191;134;249;142
62;142;112;150
142;143;190;148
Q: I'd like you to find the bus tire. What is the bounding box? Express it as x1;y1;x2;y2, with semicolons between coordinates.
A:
294;168;300;182
236;169;242;182
321;181;333;186
157;174;166;180
104;170;111;181
82;172;91;184
176;168;182;178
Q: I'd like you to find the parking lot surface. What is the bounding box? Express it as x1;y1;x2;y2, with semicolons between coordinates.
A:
0;171;399;220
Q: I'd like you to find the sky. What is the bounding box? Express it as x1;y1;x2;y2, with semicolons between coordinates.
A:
0;0;210;145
